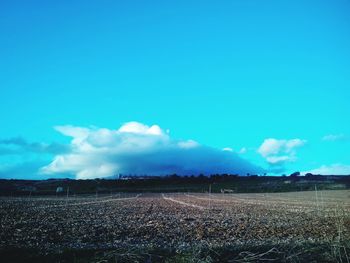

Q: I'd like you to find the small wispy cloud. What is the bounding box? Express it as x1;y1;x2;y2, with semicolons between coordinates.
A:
322;134;347;142
239;147;247;154
265;155;292;165
222;147;247;154
222;147;233;152
41;122;263;179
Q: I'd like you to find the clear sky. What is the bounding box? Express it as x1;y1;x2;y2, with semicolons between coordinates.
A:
1;0;350;179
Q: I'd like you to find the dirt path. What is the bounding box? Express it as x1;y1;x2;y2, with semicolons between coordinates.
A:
162;194;206;209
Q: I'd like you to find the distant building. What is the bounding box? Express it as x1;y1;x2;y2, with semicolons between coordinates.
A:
56;187;64;193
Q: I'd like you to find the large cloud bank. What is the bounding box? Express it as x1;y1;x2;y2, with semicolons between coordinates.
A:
41;122;262;179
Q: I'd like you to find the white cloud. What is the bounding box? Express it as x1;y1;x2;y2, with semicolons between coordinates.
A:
322;134;347;141
303;164;350;175
239;147;247;154
55;125;90;145
222;147;233;152
41;122;262;179
178;140;199;149
266;155;292;165
118;121;163;135
258;138;306;165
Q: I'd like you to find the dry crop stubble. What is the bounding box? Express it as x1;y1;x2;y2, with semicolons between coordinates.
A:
0;190;349;262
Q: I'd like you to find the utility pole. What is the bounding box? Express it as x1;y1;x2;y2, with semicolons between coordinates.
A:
66;186;69;206
315;185;319;215
208;184;212;210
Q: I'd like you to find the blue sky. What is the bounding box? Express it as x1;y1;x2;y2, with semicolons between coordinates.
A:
1;0;350;179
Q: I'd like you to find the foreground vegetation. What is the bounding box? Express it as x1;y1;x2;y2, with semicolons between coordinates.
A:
1;241;349;262
1;174;349;196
